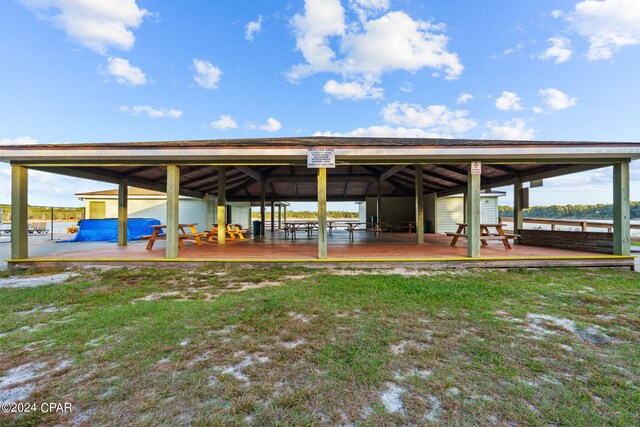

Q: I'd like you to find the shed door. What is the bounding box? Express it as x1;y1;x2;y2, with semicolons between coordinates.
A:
89;201;106;219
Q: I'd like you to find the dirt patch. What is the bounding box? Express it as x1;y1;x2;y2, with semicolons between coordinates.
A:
0;360;71;404
380;383;406;415
0;273;78;289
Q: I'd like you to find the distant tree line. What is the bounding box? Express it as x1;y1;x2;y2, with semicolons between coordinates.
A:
0;205;85;222
251;210;359;220
499;202;640;219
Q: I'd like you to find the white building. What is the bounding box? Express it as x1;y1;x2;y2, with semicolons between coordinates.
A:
75;188;252;232
361;191;505;233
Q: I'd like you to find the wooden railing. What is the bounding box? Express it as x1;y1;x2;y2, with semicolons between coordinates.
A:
499;217;640;233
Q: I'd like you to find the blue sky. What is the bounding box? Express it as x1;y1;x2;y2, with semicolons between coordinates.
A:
0;0;638;210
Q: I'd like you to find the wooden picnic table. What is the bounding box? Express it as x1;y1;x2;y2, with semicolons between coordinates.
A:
207;224;247;242
284;222;318;239
447;223;519;249
141;223;206;250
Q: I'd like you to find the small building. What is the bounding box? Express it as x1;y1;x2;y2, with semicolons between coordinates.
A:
360;191;504;233
75;188;252;232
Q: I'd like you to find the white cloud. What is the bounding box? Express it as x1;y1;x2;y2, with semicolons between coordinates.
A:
288;1;463;91
340;11;463;79
569;0;640;60
482;119;536;140
288;0;346;80
119;105;182;118
538;88;577;110
245;15;262;41
382;102;477;134
457;92;473;104
349;0;390;21
539;37;573;63
210;115;238;130
399;82;413;93
193;59;222;89
0;136;39;146
256;118;282;132
489;41;529;59
323;79;383;100
314;125;446;138
19;0;149;54
495;91;524;111
104;57;147;86
551;10;563;18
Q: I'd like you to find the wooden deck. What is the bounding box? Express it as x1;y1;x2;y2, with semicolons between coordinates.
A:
8;230;635;270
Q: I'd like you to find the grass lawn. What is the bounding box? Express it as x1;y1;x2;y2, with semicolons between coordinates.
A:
0;266;639;426
631;242;640;247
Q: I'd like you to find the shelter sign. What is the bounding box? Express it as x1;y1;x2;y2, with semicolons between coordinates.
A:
471;161;482;175
307;148;335;168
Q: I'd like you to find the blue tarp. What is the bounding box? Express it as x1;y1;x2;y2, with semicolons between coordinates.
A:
66;218;161;242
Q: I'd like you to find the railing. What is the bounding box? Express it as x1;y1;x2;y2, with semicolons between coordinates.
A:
499;217;640;233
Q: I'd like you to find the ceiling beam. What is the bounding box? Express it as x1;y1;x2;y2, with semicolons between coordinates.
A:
380;165;408;181
32;166;203;198
235;166;262;182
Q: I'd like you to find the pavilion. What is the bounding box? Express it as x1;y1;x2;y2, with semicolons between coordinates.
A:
1;137;638;269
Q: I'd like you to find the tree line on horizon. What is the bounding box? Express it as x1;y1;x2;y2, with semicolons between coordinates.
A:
0;205;85;222
498;201;640;219
251;210;359;220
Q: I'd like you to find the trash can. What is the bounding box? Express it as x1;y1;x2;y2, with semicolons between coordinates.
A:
253;220;262;236
370;216;378;226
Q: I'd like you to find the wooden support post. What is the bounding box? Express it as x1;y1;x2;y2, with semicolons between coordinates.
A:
318;168;327;259
11;165;28;260
613;161;630;255
260;180;266;236
283;205;287;226
270;201;275;232
217;166;226;244
513;178;523;238
117;180;128;246
462;192;467;223
415;165;424;244
166;165;180;259
376;178;382;224
204;193;214;229
467;162;481;258
278;205;282;230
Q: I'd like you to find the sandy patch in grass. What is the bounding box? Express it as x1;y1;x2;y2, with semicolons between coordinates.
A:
17;305;65;315
279;338;306;349
424;395;442;422
0;359;71;404
380;383;406;415
0;273;78;288
390;340;429;355
211;352;271;385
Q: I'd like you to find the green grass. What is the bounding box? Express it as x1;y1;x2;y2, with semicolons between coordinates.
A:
631;241;640;247
0;266;639;426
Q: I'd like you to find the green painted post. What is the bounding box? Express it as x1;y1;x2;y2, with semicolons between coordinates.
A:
166;165;180;259
318;168;327;259
513;178;523;241
218;166;226;244
415;165;424;244
613;161;630;255
467;162;481;258
117;180;128;246
11;165;28;260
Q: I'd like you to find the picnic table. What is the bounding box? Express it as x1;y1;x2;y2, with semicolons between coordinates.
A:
141;223;207;250
207;224;248;242
284;222;318;239
446;223;519;249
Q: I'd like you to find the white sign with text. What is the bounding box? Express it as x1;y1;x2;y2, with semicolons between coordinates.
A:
307;148;335;168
